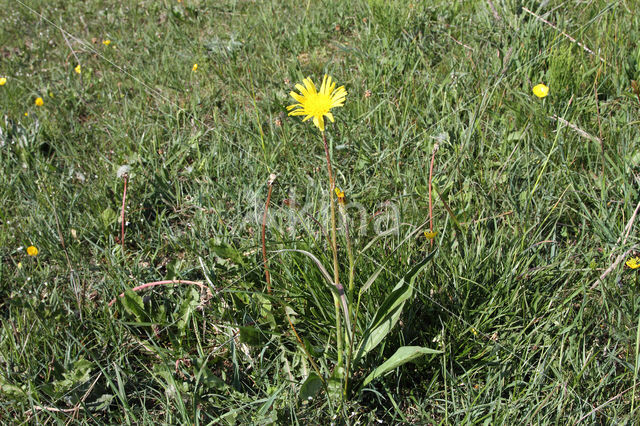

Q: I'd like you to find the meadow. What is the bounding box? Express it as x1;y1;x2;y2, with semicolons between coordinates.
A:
1;0;640;423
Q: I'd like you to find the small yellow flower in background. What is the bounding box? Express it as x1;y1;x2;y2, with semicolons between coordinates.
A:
49;92;54;98
424;230;438;240
35;97;44;106
17;262;22;269
287;74;347;132
335;187;345;202
24;112;29;117
192;63;198;72
626;256;640;269
102;39;111;46
75;64;81;74
0;77;6;86
471;327;478;337
27;246;38;256
532;83;549;98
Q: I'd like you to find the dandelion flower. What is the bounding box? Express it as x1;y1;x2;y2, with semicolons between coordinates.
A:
532;83;549;98
0;77;6;86
117;164;131;178
35;97;44;106
626;256;640;269
27;246;38;256
24;112;28;117
335;187;345;202
75;64;81;74
287;74;347;132
192;63;198;72
424;231;438;240
102;39;111;46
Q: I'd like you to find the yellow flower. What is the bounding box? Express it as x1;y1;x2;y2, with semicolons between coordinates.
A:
75;64;81;74
335;187;345;200
626;256;640;269
287;74;347;132
424;231;438;240
27;246;38;256
24;112;28;117
532;83;549;98
102;39;111;46
192;63;198;72
35;97;44;106
0;77;6;86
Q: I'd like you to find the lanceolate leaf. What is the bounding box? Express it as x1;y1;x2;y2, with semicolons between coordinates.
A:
360;346;442;389
354;252;435;365
121;289;147;323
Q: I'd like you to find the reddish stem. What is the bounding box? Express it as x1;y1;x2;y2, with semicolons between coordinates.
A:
108;280;212;307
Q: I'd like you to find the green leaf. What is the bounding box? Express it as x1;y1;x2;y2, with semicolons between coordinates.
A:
300;373;323;402
208;240;246;266
53;358;94;394
354;253;435;365
0;378;27;401
360;346;442;389
239;326;267;346
176;287;200;335
121;289;147;323
100;207;117;227
86;393;115;411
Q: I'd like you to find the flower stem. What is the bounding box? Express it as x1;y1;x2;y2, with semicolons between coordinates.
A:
120;174;128;257
428;143;439;248
322;131;343;368
261;176;274;294
338;198;354;398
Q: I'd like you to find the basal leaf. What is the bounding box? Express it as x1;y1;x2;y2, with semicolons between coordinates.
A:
300;373;323;402
354;252;435;365
360;346;442;389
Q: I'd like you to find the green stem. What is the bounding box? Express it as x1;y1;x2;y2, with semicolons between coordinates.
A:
322;131;343;368
338;201;354;398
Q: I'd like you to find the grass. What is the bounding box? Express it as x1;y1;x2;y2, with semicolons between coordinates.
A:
1;0;640;423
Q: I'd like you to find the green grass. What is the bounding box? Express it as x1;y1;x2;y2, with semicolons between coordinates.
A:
2;0;640;423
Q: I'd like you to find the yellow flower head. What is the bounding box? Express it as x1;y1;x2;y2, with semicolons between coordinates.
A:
626;256;640;269
75;64;81;74
0;77;6;86
35;97;44;106
102;39;111;46
27;246;38;256
424;230;438;240
532;83;549;98
287;74;347;132
192;63;198;72
335;187;345;203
